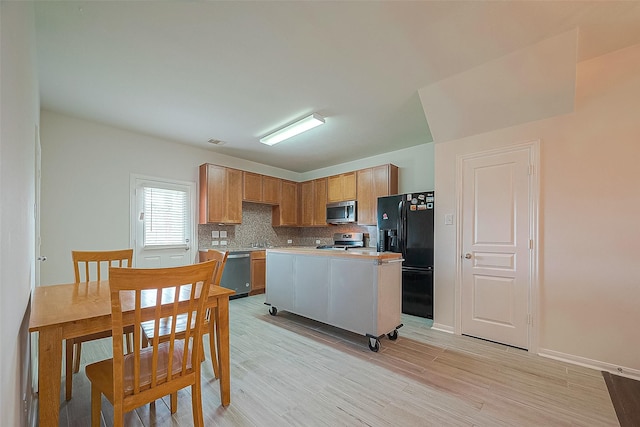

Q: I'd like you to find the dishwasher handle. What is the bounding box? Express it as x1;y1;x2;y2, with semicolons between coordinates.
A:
227;253;250;259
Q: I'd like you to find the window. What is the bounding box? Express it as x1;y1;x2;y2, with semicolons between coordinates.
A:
142;186;188;247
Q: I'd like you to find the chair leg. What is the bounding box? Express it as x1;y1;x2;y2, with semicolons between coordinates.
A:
65;339;74;400
90;386;102;427
208;321;219;378
191;382;204;427
170;392;178;414
212;307;221;379
113;402;124;427
73;342;82;373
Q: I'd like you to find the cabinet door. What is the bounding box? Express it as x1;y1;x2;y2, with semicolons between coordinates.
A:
313;178;327;225
272;180;298;226
281;180;298;225
250;251;266;293
300;180;314;226
356;164;398;226
205;164;226;223
200;164;243;224
262;176;281;205
373;164;398;199
342;172;357;201
243;172;263;202
327;172;357;203
356;168;375;225
327;174;343;203
226;168;243;223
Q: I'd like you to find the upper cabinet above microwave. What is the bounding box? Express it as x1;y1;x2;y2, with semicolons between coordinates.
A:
327;172;357;203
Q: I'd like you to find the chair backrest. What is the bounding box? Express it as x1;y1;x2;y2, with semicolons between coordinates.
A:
204;249;229;286
72;249;133;282
108;260;218;402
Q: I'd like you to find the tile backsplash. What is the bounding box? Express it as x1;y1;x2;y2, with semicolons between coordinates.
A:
198;202;377;250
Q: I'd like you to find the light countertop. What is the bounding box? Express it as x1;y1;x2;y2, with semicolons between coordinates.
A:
266;247;402;261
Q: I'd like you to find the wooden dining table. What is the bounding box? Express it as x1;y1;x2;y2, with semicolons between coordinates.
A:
29;279;235;427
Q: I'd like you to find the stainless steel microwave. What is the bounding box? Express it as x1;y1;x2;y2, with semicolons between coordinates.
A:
326;200;357;224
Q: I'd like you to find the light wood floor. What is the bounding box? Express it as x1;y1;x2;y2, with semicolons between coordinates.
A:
53;294;619;426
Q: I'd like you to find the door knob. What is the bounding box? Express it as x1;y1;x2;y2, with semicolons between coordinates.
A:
464;253;472;259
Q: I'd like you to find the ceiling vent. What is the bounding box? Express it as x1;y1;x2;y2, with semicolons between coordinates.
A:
207;139;226;146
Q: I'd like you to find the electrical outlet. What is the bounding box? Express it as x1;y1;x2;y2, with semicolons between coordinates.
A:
211;240;219;246
287;239;293;244
315;240;321;244
212;230;219;238
220;230;227;238
220;240;227;246
444;214;454;225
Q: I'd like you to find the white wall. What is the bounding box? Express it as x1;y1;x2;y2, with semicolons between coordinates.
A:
40;110;434;285
434;44;640;374
301;143;435;193
0;2;39;425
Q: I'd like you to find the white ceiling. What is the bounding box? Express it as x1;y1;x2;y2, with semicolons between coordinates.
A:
35;1;640;173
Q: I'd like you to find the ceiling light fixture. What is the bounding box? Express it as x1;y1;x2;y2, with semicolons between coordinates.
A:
260;113;325;146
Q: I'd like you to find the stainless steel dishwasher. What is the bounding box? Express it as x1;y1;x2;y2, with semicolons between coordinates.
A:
220;251;251;298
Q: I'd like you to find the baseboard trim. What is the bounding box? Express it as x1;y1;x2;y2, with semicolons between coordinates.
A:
538;348;640;380
431;323;454;334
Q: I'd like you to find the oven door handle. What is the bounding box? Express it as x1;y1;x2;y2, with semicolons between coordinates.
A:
227;254;250;259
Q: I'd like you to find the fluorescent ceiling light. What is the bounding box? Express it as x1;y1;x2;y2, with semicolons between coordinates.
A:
260;113;325;146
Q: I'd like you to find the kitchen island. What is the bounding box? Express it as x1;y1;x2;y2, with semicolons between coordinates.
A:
265;247;403;351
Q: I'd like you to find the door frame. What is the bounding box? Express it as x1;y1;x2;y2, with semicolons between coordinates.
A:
129;173;197;267
454;140;540;352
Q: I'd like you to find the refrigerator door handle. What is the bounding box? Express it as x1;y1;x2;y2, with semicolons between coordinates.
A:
398;200;406;259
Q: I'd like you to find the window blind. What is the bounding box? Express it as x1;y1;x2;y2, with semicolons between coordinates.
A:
142;186;187;247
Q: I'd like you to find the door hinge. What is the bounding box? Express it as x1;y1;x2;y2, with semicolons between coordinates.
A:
529;239;533;249
529;164;534;175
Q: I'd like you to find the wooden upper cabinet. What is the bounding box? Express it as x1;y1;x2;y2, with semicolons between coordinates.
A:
313;178;328;226
243;172;281;205
242;172;263;202
272;180;298;226
356;164;399;225
199;164;243;224
300;178;328;226
327;172;357;203
262;176;281;204
300;181;314;226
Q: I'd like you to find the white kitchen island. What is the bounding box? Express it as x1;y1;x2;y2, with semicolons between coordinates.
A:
265;247;403;351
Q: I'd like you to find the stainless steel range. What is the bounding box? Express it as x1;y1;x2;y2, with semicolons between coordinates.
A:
316;232;365;250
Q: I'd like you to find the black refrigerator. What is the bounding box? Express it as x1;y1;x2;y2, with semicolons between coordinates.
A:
377;192;434;319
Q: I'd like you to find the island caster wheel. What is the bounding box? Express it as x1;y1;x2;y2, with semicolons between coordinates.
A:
268;306;278;316
368;338;380;352
387;330;398;341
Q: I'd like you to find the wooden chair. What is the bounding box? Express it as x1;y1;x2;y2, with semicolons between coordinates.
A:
65;249;134;401
85;260;218;427
141;250;229;378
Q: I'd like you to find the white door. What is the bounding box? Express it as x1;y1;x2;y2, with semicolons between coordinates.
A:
460;144;535;349
34;125;42;287
131;175;195;268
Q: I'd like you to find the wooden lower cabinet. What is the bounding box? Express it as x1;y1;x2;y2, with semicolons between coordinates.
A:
250;251;266;295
